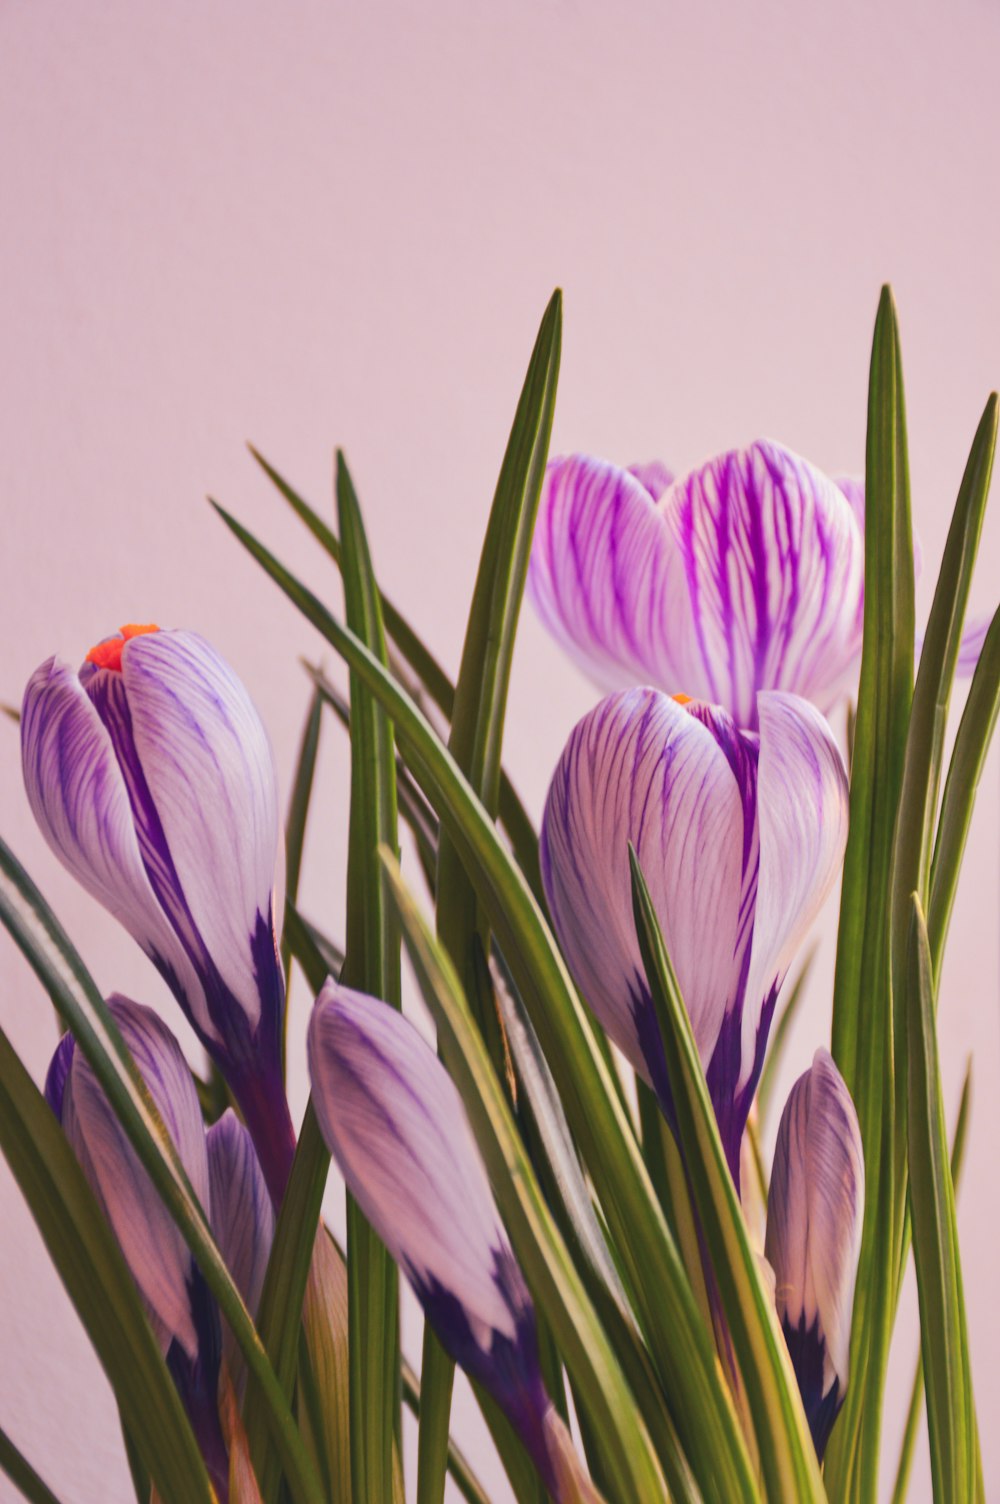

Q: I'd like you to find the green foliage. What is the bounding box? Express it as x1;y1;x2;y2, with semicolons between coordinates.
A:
630;849;824;1503
905;898;982;1502
2;286;997;1504
337;449;402;1504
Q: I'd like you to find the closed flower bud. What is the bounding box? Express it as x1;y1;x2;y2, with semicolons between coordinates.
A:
765;1048;864;1458
308;979;596;1500
23;626;293;1196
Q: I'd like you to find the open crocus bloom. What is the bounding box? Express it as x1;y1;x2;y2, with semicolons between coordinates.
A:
765;1049;864;1459
48;1000;274;1499
540;688;849;1184
22;625;292;1196
308;980;597;1501
528;443;865;730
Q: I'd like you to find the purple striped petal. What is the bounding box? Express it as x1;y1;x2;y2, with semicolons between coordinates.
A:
661;443;864;728
833;475;866;536
527;455;686;695
308;982;546;1442
542;687;848;1187
627;459;675;500
23;631;292;1193
115;630;280;1038
65;995;211;1360
207;1111;273;1320
20;659;207;1027
540;689;749;1102
529;444;864;729
207;1109;273;1392
739;693;849;1094
44;1032;76;1120
705;693;847;1172
765;1049;864;1458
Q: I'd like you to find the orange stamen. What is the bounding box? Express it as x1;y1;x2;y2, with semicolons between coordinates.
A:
85;623;160;673
672;692;693;705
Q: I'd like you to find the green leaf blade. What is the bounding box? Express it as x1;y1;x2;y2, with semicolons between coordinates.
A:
928;600;1000;984
382;853;675;1504
427;292;561;1502
210;506;758;1501
629;848;824;1504
827;285;915;1504
0;1028;213;1504
0;840;324;1504
337;450;402;1504
905;896;981;1502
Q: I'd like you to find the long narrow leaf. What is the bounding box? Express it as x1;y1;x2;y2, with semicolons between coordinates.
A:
237;450;545;902
905;896;981;1502
491;952;628;1316
0;840;323;1504
337;450;402;1504
891;1059;972;1504
382;853;674;1504
284;901;345;984
827;286;914;1504
243;1103;343;1504
308;665;439;893
211;501;759;1502
0;1426;64;1504
427;291;561;1501
438;287;560;985
0;1028;213;1504
400;1360;493;1504
629;848;825;1504
281;685;324;997
890;394;996;1265
928;601;1000;984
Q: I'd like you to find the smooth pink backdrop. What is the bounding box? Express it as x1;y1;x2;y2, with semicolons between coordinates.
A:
2;3;998;1500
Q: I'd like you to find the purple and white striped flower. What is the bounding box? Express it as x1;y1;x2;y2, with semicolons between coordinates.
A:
308;980;594;1500
49;997;229;1496
528;444;865;730
22;625;293;1197
48;1002;274;1497
540;688;849;1184
207;1110;275;1398
765;1049;864;1459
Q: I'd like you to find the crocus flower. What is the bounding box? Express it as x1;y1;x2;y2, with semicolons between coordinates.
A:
49;997;229;1498
765;1049;864;1458
23;625;293;1197
540;687;849;1185
207;1110;274;1397
48;1002;275;1498
308;980;598;1502
528;444;864;730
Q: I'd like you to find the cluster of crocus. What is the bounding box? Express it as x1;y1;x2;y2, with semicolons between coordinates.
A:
21;426;875;1491
23;624;600;1497
530;439;868;1453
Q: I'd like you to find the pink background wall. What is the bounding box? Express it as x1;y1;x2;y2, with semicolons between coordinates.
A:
1;3;998;1499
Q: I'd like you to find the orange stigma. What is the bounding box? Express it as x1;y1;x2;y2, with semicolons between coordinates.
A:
85;623;160;673
671;692;693;705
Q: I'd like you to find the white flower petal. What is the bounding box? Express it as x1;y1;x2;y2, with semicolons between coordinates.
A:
739;694;849;1093
121;630;280;1032
541;689;746;1093
67;997;209;1359
308;981;521;1356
